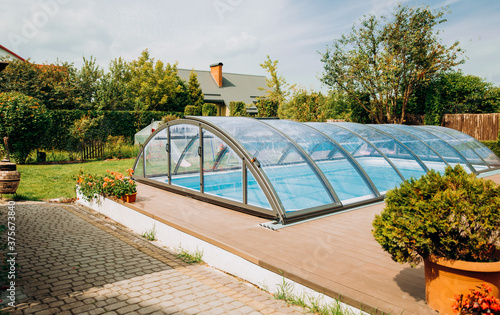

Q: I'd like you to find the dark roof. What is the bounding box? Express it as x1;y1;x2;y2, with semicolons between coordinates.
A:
0;44;25;62
177;69;267;105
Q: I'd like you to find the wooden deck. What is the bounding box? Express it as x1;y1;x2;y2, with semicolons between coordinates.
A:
123;172;500;315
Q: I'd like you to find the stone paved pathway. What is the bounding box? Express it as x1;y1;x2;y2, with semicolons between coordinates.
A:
0;202;305;315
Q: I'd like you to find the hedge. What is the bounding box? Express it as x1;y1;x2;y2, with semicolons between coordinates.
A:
44;110;182;151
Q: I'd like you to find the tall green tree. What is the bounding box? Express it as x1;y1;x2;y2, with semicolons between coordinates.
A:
127;49;189;112
77;56;103;109
411;71;500;125
320;4;464;124
259;55;293;111
0;58;80;110
96;57;133;110
187;70;204;114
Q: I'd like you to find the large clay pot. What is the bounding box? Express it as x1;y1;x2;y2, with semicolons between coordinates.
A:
0;159;21;194
424;255;500;315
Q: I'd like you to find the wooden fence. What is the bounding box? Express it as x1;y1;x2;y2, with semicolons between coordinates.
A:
81;140;104;160
442;114;500;141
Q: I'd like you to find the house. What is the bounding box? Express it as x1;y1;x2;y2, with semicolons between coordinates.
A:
177;62;267;116
0;44;25;72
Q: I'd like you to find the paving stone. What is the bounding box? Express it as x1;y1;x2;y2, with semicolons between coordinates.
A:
0;203;306;315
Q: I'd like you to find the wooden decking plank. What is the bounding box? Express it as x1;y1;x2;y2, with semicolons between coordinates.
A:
124;173;500;314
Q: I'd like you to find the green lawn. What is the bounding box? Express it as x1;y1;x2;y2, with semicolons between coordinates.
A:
1;159;136;201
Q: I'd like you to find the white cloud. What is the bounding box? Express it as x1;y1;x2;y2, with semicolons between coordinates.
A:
1;0;499;90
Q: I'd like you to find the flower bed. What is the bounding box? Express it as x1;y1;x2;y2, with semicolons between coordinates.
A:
76;168;136;202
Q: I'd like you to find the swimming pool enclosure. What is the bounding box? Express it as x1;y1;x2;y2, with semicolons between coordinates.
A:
132;117;500;223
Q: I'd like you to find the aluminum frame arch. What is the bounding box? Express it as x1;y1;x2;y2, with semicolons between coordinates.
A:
262;119;381;201
132;118;287;222
325;122;407;182
194;117;347;222
369;124;450;168
344;122;430;174
421;125;492;170
386;124;477;173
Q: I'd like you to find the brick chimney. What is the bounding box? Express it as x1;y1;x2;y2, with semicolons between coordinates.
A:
210;62;223;87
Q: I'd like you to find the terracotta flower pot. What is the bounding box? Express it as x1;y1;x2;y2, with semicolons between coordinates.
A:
121;193;137;203
424;255;500;315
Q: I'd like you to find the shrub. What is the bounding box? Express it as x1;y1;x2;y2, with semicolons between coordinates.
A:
161;114;181;123
0;92;50;163
202;103;217;116
229;101;247;116
184;105;200;116
103;135;139;159
372;165;500;266
256;99;279;117
69;114;109;143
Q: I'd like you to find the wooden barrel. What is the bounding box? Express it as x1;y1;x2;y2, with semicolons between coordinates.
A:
0;161;21;194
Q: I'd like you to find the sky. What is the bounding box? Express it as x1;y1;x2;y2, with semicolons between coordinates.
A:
1;0;500;92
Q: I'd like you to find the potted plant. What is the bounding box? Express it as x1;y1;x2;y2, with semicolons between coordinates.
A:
372;165;500;315
105;169;137;202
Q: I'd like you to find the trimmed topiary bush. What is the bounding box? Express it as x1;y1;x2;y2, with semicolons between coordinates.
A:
202;103;217;116
229;101;247;116
372;164;500;266
184;105;200;116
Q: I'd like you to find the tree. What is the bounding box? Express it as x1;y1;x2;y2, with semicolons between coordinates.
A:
0;92;49;163
77;56;103;109
127;49;189;112
411;71;500;124
187;70;204;114
320;5;464;124
281;88;327;122
96;57;133;110
0;58;80;110
321;90;371;123
259;55;293;111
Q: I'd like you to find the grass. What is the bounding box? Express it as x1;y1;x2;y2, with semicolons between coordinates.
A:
1;158;136;201
274;277;358;315
141;225;157;241
176;247;204;264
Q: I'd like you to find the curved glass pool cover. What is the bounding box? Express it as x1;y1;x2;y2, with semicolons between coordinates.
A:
133;117;500;223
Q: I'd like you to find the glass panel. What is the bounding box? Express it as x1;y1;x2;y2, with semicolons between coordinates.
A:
388;125;475;173
170;124;200;191
133;151;144;177
418;126;488;171
144;128;168;181
334;122;427;180
202;129;243;203
201;117;334;211
264;120;375;204
426;126;500;168
307;122;402;194
370;125;448;174
247;169;272;210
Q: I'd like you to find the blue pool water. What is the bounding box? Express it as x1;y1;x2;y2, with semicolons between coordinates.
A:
166;158;427;212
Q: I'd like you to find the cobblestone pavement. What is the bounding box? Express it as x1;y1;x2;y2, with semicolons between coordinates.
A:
0;202;305;315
